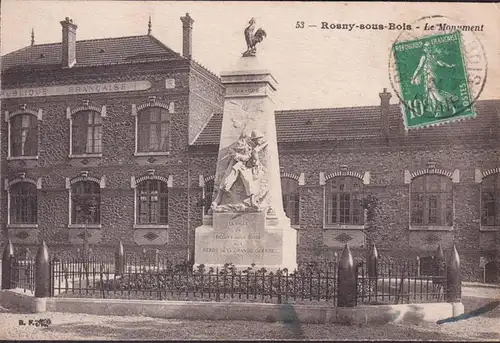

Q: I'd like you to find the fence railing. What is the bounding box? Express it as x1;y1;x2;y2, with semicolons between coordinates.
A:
9;256;36;294
1;240;462;307
356;259;447;305
52;258;339;304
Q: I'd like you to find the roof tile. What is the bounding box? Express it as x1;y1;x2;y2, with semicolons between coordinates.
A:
2;35;182;71
192;99;500;146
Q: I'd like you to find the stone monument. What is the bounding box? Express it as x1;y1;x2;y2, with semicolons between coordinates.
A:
194;18;297;270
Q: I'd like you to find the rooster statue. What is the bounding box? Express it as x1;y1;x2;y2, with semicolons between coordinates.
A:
242;18;267;57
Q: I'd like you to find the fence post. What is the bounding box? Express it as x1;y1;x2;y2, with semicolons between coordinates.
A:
447;245;463;316
337;244;356;307
115;241;124;276
416;256;420;277
433;245;445;284
35;240;50;298
367;244;378;278
1;240;15;289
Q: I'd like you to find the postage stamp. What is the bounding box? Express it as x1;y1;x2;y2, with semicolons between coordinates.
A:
393;31;472;128
389;15;487;130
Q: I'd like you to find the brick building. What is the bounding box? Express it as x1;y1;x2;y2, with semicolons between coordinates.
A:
1;15;499;282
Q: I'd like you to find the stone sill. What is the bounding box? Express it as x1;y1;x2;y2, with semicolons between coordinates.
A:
291;225;300;230
8;224;38;229
323;224;365;230
409;226;453;231
68;224;102;229
133;224;169;229
480;226;500;232
7;156;38;161
69;154;102;159
134;152;170;157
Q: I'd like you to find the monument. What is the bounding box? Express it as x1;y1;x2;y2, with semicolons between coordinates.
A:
194;18;297;270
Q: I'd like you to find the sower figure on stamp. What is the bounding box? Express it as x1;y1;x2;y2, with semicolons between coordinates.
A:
411;41;456;117
211;130;268;211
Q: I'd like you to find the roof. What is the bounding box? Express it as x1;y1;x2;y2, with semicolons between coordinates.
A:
192;99;500;146
1;34;182;72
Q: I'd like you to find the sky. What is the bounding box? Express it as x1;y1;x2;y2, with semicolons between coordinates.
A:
1;1;499;110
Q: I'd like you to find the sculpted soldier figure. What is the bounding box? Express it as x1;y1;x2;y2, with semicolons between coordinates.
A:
211;130;268;211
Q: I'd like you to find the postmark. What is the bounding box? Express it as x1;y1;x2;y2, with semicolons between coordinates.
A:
389;15;487;130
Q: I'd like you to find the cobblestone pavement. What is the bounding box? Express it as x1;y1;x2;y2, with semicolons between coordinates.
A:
0;293;498;341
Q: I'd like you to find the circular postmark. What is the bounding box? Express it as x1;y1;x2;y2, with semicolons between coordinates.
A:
388;15;487;129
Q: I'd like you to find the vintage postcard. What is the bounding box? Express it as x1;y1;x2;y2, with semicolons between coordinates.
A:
0;1;499;341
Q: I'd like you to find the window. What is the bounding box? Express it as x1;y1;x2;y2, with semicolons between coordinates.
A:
419;256;434;276
72;110;102;154
138;107;169;153
203;179;214;215
10;114;38;157
411;174;452;226
281;177;300;226
9;182;37;224
481;174;500;226
71;181;101;224
136;180;168;224
325;176;364;225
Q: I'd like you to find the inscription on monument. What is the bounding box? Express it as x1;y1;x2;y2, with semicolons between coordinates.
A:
225;85;267;97
195;212;283;266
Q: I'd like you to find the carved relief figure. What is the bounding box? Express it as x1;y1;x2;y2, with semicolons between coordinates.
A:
211;130;268;211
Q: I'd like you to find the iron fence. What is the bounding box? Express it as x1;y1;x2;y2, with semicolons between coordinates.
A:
51;256;339;304
2;240;461;307
9;256;36;293
356;260;446;305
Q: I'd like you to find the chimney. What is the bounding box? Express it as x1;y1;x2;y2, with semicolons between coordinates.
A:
180;13;194;59
60;17;77;68
379;88;392;142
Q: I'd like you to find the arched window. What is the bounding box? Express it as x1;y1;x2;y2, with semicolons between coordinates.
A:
10;113;38;157
71;181;101;224
138;107;170;153
203;179;214;215
281;177;299;226
419;256;434;276
411;174;453;226
325;176;364;225
481;174;500;226
137;180;169;224
10;182;37;224
72;110;102;154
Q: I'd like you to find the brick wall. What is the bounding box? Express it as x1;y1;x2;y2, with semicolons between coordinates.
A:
1;62;195;261
188;143;500;281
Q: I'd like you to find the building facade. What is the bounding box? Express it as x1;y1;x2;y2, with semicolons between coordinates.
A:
1;15;499;282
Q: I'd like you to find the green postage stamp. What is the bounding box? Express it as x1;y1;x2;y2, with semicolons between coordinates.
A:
392;31;475;129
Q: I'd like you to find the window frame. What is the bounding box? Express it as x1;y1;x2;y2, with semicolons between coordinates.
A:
7;110;41;160
323;176;365;229
66;175;105;229
67;105;105;158
480;173;500;230
7;180;39;227
133;103;173;156
203;178;215;216
71;110;103;156
70;180;101;226
281;176;300;227
409;173;454;230
133;178;170;229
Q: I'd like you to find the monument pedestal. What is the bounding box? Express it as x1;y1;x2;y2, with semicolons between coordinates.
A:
195;212;297;271
194;56;297;271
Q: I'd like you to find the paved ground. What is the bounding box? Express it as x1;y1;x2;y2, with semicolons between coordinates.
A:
0;284;498;341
